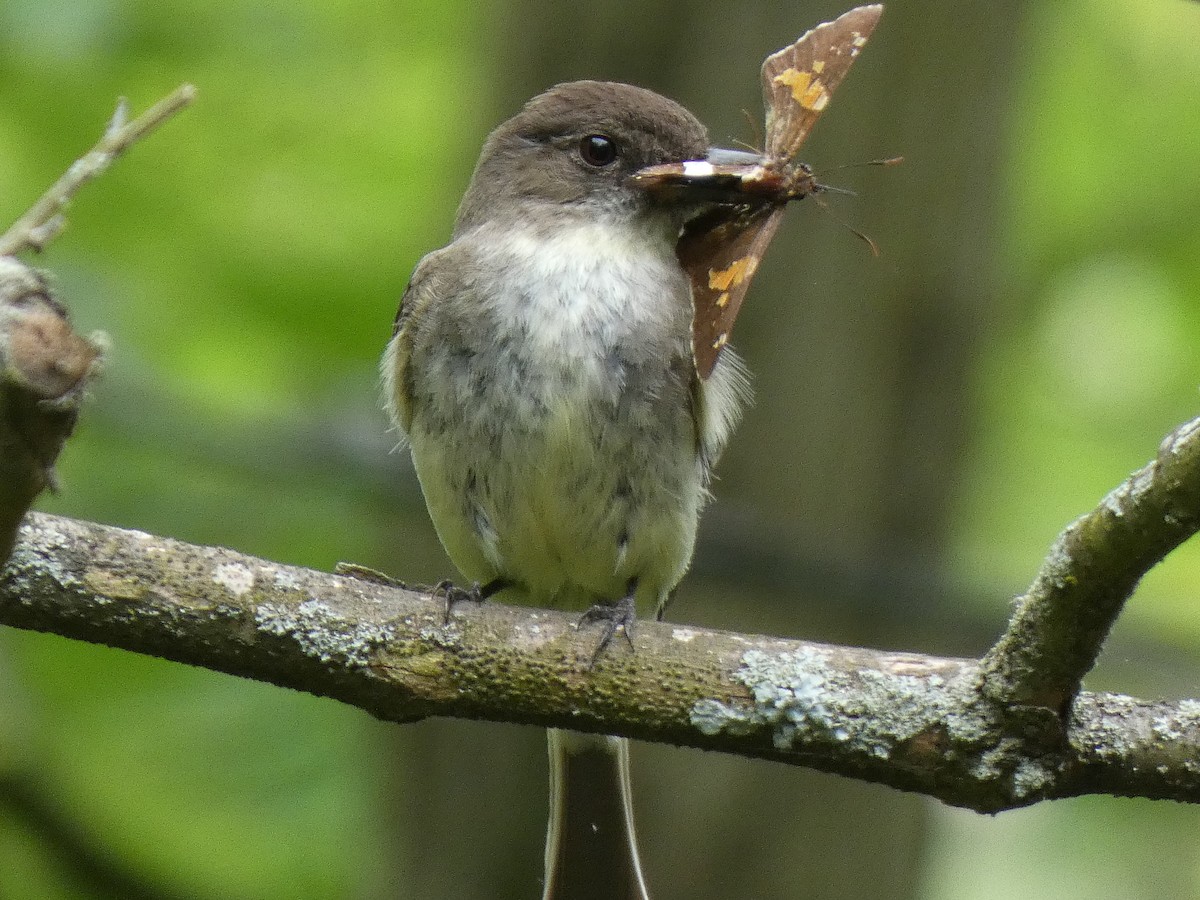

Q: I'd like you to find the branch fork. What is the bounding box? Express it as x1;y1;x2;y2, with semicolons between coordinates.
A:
2;83;1199;813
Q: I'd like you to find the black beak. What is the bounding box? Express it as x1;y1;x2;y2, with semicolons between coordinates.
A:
704;147;765;167
630;146;768;203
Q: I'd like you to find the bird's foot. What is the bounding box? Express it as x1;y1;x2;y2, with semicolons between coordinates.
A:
434;577;507;623
578;593;637;666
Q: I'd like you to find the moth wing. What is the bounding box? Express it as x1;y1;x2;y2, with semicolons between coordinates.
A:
761;4;883;159
680;205;785;380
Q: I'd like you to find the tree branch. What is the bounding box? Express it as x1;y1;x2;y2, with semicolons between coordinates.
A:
0;260;102;559
0;85;194;559
5;404;1200;820
0;84;196;257
979;418;1200;712
3;83;1194;822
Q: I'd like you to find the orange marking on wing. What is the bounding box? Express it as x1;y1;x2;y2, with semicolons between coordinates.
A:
800;79;829;110
773;68;812;102
707;257;759;291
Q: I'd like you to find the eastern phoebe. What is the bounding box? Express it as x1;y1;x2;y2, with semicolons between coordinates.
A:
384;5;884;892
383;80;759;899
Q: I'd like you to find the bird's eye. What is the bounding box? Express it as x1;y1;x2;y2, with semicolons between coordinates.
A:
579;134;618;167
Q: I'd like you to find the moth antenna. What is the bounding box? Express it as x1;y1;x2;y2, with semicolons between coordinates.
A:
737;108;764;153
815;182;858;198
810;192;882;257
846;224;881;257
831;156;905;172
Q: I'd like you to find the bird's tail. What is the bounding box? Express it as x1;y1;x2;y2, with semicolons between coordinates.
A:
542;728;651;900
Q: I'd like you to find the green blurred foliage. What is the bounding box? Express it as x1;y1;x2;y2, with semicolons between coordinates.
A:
0;0;1199;897
953;0;1200;645
0;0;477;896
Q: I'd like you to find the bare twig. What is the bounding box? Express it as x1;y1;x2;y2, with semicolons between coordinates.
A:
979;416;1200;713
0;86;189;557
0;84;196;257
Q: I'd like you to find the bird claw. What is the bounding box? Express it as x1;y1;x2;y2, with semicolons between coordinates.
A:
433;577;507;623
578;594;637;666
433;579;485;623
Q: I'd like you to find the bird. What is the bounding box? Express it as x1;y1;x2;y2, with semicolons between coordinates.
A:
383;80;759;899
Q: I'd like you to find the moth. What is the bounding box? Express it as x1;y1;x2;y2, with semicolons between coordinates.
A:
632;4;884;379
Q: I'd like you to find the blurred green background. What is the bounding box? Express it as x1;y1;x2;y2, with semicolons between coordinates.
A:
2;0;1200;897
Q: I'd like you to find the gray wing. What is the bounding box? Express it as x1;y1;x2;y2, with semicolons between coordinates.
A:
382;251;445;436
